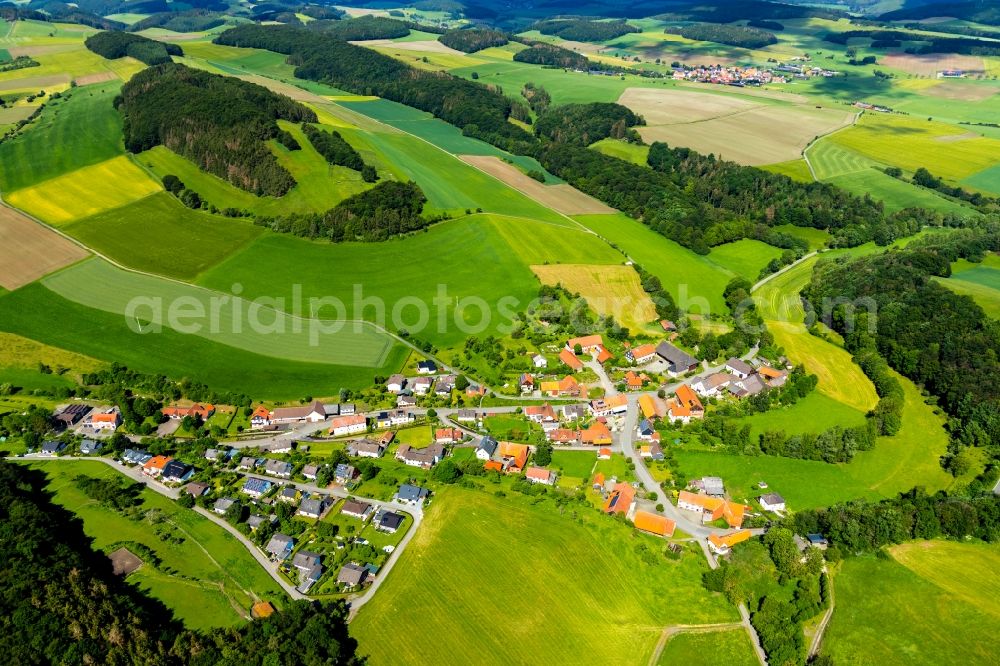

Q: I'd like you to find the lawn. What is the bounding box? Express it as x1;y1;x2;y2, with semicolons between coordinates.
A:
0;283;407;398
0;83;124;192
23;459;288;630
707;239;783;281
197;213;619;347
574;213;735;316
657;629;758;666
351;488;737;665
42;258;399;368
823;541;1000;665
7;156;161;225
63;192;265;280
550;450;598;479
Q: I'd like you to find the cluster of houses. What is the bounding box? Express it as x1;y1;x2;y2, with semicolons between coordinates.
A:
592;474;679;538
670;63;787;86
690;358;788;399
52;403;123;433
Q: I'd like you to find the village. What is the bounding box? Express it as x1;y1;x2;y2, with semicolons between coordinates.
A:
17;321;833;614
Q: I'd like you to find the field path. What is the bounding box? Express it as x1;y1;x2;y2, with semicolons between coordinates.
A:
808;568;835;658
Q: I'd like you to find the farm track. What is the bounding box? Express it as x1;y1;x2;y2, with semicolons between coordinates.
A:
803;110;863;181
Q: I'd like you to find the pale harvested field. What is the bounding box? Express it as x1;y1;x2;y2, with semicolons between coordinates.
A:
620;87;756;125
675;82;809;104
0;74;71;92
0;205;88;289
619;87;855;165
925;80;998;102
531;263;657;331
882;53;986;76
74;71;118;86
353;39;463;55
236;74;330;104
0;105;37;124
8;44;78;57
460;155;616;215
935;131;980;143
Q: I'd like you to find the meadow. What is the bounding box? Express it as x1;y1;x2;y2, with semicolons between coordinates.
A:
42;258;399;368
574;213;734;315
772;224;830;250
0;83;124;191
737;392;867;441
823;541;1000;664
24;459;287;630
63;192;265;280
7;155;161;225
589;138;650;166
707;239;783;281
198;214;623;347
657;628;758;666
0;283;406;398
936;255;1000;320
351;488;737;665
531;263;657;332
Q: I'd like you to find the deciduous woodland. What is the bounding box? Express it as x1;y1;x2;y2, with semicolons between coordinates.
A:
84;31;183;65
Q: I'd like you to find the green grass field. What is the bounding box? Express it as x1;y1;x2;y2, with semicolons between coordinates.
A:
772;224;830;250
824;541;1000;665
936;255;1000;319
677;371;953;510
589;138;650;166
42;258;398;368
657;629;758;666
737;392;867;441
550;450;598;480
963;163;1000;196
352;488;737;664
198;214;621;347
0;83;123;192
63;192;264;280
24;459;287;629
761;159;813;183
0;283;406;398
707;239;783;281
575;213;734;315
7;155;161;225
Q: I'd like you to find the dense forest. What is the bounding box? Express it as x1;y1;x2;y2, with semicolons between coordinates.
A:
128;9;225;33
0;461;362;665
439;27;508;53
214;24;535;155
307;15;411;41
84;30;183;65
824;29;1000;56
666;22;778;49
804;228;1000;474
512;41;591;69
534;102;642;145
531;18;640;42
255;180;430;242
302;124;364;172
117;63;316;196
881;1;1000;27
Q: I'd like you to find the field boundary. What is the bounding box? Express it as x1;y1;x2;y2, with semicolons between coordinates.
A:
647;622;745;666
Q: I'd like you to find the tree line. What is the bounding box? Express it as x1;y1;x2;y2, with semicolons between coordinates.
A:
531;18;640;42
439;27;509;53
666;22;778;49
0;461;362;666
117;62;316;196
128;9;224;33
513;42;592;70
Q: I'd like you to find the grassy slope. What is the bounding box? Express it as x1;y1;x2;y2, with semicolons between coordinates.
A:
63;192;265;281
0;283;407;398
589;138;650;166
936;255;1000;320
658;629;758;666
0;83;123;191
24;459;287;630
352;488;737;665
824;541;1000;665
772;224;830;250
42;258;397;367
198;214;622;347
707;239;783;281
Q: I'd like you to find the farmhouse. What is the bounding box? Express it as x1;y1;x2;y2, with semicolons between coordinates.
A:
213;498;235;515
581;421;613;446
603;482;636;515
394;483;430;505
758;366;788;387
677;491;748;528
242;477;273;498
559;347;585;371
396;443;444;468
692;373;733;397
759;493;786;512
54;403;90;428
386;374;406;393
624;371;645;391
729;374;766;398
272;400;326;424
525;466;556;485
667;385;704;423
348;438;385;458
496;441;529;473
435;428;463;444
525;403;558;424
266;533;294;560
250;405;272;429
341;499;374;521
298;497;329;519
89;407;122;431
708;530;752;555
162;403;215;420
142;455;171;478
566;335;604;354
725;358;753;379
330;414;367;437
630;343;658;364
337;563;368;589
655;343;699;376
590;394;628;417
633;511;676;537
540;375;581;397
595;346;613;364
476;435;499;461
377;511;405;533
548;428;581;445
